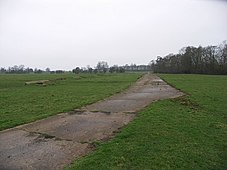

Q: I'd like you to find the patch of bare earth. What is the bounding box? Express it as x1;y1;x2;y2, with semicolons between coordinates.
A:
0;74;183;170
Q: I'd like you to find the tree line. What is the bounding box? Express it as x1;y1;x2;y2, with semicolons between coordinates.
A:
152;41;227;74
0;62;126;74
0;65;63;74
3;40;225;75
72;61;126;74
0;61;152;74
72;62;151;73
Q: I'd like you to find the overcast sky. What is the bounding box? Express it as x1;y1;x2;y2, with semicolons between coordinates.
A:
0;0;226;70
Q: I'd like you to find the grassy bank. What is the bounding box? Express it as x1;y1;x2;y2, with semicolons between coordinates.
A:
0;73;141;130
67;74;227;170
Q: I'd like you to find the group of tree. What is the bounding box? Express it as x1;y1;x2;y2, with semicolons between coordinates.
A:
72;62;153;74
123;64;151;71
152;41;227;74
0;65;67;74
0;65;43;74
0;61;152;74
109;65;125;73
72;61;126;74
2;41;226;75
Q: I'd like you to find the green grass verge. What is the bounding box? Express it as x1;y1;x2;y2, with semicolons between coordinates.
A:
0;73;142;130
67;74;227;170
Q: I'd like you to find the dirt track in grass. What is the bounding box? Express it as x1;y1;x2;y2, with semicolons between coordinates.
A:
0;74;183;170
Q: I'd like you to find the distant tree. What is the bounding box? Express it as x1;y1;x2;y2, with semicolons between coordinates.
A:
0;67;6;73
45;68;50;73
24;67;33;73
34;69;43;74
96;61;109;73
88;68;93;73
109;65;118;73
11;65;18;73
153;41;227;75
81;67;87;73
86;65;93;73
56;70;64;74
217;41;227;74
72;67;81;74
93;69;98;74
118;67;125;73
109;66;115;73
19;65;25;73
109;65;125;73
149;60;155;72
130;64;137;71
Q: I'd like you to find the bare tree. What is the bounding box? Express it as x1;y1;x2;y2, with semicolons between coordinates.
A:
96;61;109;73
153;41;227;75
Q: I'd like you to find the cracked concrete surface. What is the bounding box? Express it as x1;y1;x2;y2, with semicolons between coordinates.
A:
0;74;183;170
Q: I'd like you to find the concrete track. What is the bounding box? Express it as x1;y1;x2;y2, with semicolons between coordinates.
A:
0;74;183;170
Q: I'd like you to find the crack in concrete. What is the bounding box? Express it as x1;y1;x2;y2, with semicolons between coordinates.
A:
18;128;74;142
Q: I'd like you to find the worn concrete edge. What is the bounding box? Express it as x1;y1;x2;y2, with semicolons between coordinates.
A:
81;73;146;109
64;92;185;168
156;74;189;95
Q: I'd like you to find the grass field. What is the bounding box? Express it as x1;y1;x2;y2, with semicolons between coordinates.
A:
67;74;227;170
0;73;141;130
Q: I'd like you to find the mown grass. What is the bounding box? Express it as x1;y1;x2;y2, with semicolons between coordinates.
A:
67;74;227;170
0;73;142;130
